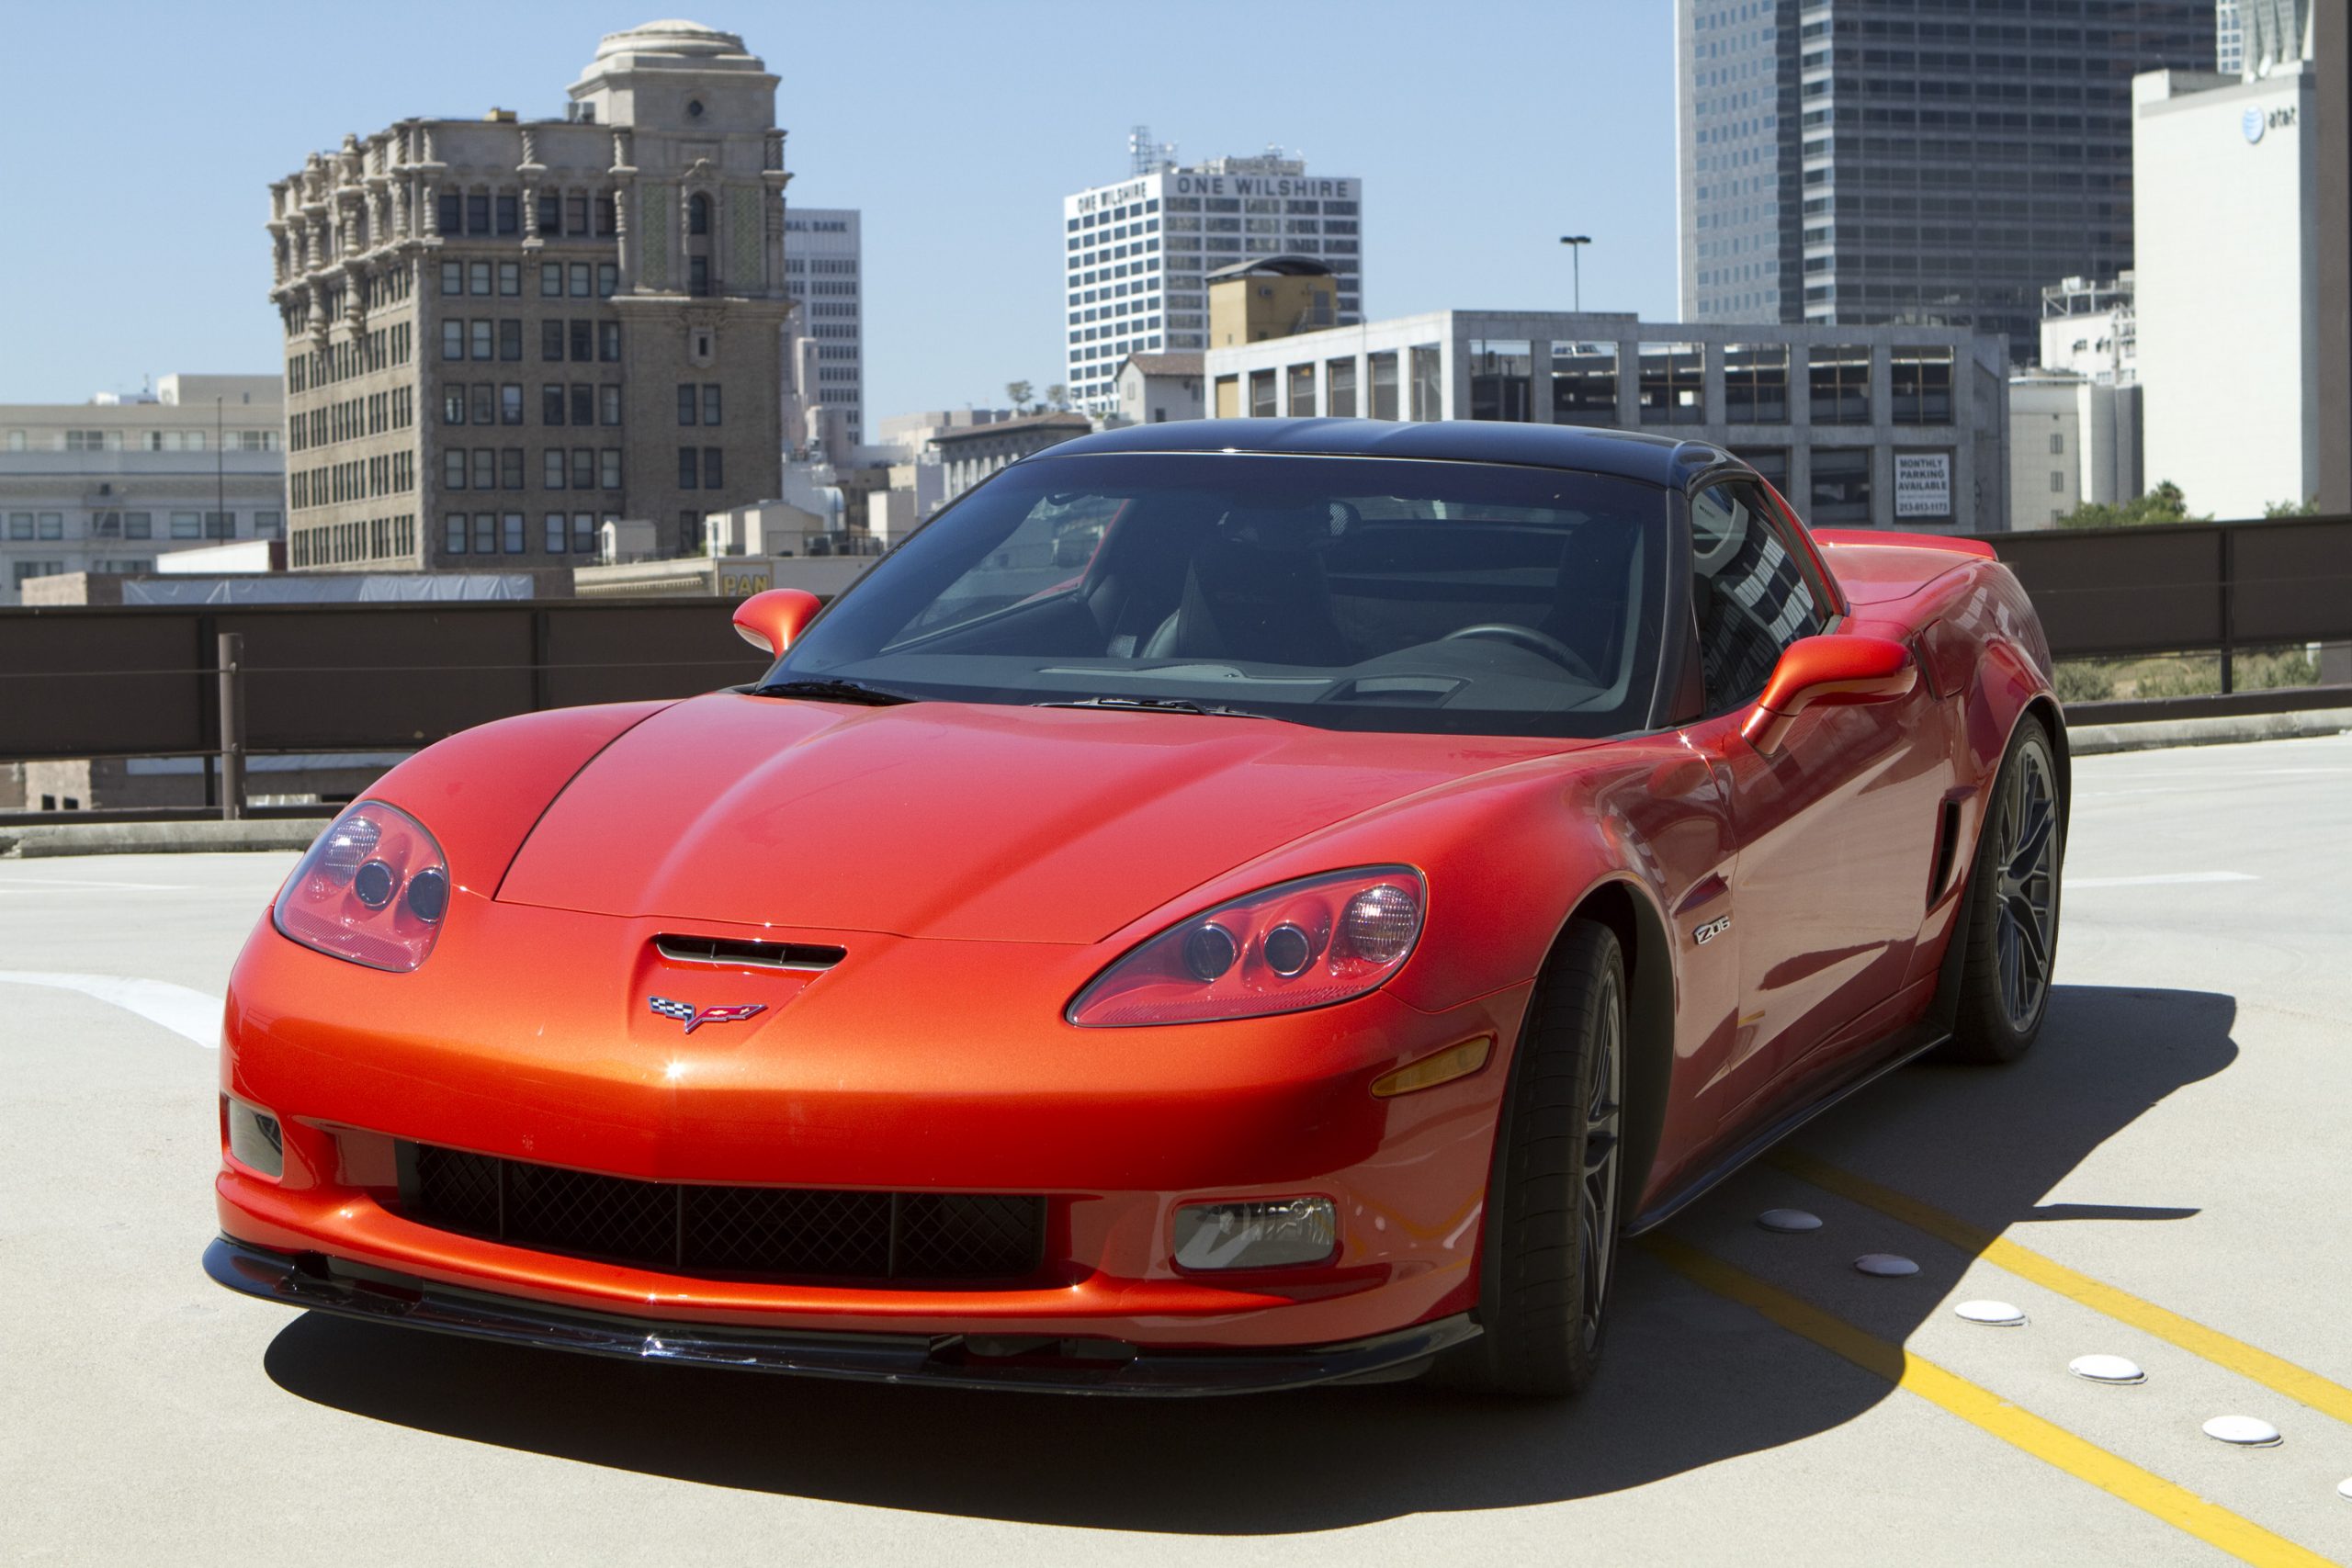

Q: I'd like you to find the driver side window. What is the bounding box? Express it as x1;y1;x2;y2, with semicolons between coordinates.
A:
1689;481;1823;717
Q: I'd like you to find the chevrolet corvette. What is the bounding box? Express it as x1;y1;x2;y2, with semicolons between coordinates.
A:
208;419;2065;1397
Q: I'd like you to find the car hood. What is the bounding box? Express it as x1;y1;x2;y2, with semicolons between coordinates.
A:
495;693;1587;943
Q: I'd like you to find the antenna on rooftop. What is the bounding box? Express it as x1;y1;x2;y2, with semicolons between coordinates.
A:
1128;124;1174;175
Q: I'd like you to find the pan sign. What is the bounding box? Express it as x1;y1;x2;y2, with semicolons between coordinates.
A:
1894;453;1952;518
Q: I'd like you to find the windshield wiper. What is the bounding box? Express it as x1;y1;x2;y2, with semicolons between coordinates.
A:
751;678;919;706
1035;694;1278;719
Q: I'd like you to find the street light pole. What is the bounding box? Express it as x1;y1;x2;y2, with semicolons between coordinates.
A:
1559;235;1592;312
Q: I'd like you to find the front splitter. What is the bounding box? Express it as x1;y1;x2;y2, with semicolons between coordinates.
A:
204;1235;1477;1397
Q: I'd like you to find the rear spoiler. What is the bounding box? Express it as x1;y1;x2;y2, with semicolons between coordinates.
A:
1812;528;1997;559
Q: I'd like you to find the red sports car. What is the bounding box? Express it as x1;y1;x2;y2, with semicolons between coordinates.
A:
209;420;2065;1397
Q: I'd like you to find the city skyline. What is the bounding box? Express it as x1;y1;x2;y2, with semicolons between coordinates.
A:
0;2;1677;423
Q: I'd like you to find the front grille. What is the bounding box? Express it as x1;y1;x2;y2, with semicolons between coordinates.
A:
399;1142;1046;1284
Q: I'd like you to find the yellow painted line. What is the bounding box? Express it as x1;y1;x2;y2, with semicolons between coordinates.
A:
1643;1235;2335;1568
1767;1149;2352;1428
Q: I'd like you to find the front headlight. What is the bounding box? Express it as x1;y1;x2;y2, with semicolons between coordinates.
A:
272;800;450;973
1066;866;1426;1028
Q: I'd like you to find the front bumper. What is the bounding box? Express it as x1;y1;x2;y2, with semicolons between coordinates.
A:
205;1236;1477;1396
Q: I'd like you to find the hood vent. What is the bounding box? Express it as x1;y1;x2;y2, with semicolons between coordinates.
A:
654;934;846;972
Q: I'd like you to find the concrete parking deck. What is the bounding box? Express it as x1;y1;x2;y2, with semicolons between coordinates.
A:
4;734;2348;1566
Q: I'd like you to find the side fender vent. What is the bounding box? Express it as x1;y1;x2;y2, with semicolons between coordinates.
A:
1928;798;1963;907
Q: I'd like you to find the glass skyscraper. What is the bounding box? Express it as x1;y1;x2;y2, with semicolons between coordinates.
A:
1676;1;2215;354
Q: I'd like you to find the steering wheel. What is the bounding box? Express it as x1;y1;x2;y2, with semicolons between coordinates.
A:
1442;623;1600;682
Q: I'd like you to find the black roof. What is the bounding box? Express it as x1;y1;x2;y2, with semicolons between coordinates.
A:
1045;419;1736;486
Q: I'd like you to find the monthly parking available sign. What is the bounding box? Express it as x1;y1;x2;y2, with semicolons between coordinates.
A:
1895;453;1951;518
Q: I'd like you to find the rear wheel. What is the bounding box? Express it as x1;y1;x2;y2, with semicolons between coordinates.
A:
1947;716;2063;1063
1451;920;1626;1396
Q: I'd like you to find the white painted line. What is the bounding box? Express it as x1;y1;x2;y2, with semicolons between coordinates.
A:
2066;872;2260;889
0;971;222;1047
0;878;197;892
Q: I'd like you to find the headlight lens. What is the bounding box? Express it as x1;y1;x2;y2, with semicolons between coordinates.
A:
273;800;450;972
1067;866;1426;1027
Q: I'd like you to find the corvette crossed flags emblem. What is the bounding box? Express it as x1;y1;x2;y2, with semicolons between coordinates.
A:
649;996;768;1034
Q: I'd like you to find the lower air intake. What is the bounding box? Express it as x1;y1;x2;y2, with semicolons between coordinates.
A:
399;1142;1046;1284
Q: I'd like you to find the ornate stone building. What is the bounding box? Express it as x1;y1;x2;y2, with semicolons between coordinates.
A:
266;20;790;570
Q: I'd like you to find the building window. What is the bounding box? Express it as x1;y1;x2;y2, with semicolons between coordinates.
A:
1809;447;1871;525
574;513;597;554
678;447;699;489
1723;344;1790;423
599;322;621;362
445;513;468;555
498;321;522;361
469;261;492;297
124;511;153;539
541;321;565;361
1286;364;1316;417
702;385;721;425
444;449;467;490
545;513;569;553
689;255;711;297
539;262;562;299
172;511;202;538
677;384;698;426
601;386;623;425
679;511;703;553
597;263;618;298
538;193;562;236
473;513;496;554
567;194;589;236
1892;349;1953;425
39;512;66;539
570;385;594;425
498;261;520;298
571;448;594;489
600;449;622;490
436;194;461;236
442;321;465;361
544;450;567;490
542;384;565;425
440;260;463;296
500;448;524;490
503;513;525;553
2050;470;2065;493
1468;340;1533;423
500;385;523;425
204;511;232;540
1638;343;1704;424
1408;346;1442;422
565;263;588;299
699;446;721;489
689;193;711;236
444;386;469;425
2049;432;2065;455
1369;352;1399;421
469;321;492;361
1550;342;1617;424
1248;369;1276;418
469;448;495;490
1327;358;1357;418
495;195;519;236
571;321;594;362
1810;346;1871;424
469;384;494;425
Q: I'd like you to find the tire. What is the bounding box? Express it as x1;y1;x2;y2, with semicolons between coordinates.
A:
1449;920;1627;1397
1945;714;2064;1064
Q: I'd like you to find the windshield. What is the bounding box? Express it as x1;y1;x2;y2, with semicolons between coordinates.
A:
767;452;1671;738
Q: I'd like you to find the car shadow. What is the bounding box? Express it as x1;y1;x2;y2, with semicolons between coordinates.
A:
261;983;2233;1534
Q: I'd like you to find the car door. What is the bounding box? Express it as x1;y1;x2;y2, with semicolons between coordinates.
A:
1679;479;1945;1125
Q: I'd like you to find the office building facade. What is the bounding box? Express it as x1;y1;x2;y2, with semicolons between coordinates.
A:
265;20;790;571
1674;0;2214;349
1201;310;2010;533
1063;150;1362;414
0;375;284;604
782;206;862;459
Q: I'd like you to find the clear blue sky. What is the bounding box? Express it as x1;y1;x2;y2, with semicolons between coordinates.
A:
0;1;1678;418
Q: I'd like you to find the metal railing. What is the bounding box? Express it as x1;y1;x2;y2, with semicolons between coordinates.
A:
2;513;2347;822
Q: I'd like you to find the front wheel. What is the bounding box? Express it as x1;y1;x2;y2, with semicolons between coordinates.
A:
1449;920;1626;1396
1946;715;2064;1063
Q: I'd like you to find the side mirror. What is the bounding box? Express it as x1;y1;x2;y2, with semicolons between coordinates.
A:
732;588;823;657
1741;634;1916;755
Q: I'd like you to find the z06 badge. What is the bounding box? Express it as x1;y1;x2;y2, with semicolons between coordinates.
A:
1692;914;1733;946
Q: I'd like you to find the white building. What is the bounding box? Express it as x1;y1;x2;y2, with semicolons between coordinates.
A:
1116;353;1204;426
2008;371;2143;530
783;207;863;460
1063;143;1362;415
1200;310;2011;534
2133;48;2322;518
2040;275;2137;385
0;374;285;604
